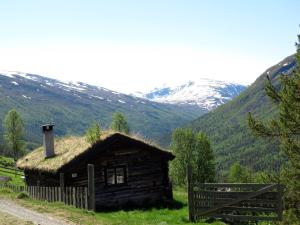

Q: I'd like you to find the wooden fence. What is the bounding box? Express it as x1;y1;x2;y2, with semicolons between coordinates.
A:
188;182;284;223
187;167;284;223
0;183;89;210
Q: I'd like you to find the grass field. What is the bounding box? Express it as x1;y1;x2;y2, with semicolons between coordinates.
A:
0;156;24;186
0;188;225;225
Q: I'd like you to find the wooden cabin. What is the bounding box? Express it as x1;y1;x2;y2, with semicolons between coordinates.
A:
17;125;175;209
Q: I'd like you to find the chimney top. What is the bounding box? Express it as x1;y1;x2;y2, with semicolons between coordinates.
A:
42;124;54;132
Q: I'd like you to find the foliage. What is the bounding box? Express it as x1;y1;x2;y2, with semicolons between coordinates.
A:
3;109;25;161
170;128;215;186
248;33;300;223
188;54;296;175
110;112;130;134
85;122;102;144
0;156;15;167
228;162;253;183
17;191;29;199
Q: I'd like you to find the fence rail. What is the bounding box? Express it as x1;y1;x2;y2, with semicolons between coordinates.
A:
0;183;88;210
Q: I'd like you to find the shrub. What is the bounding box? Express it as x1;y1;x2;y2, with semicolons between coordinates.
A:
17;191;29;199
0;187;13;194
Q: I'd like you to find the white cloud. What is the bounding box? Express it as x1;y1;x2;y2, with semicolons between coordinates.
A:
0;42;272;93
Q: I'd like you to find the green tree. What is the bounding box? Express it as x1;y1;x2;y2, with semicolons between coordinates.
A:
3;109;25;162
85;122;102;144
170;128;215;186
248;33;300;222
193;132;215;183
110;112;130;134
228;162;253;183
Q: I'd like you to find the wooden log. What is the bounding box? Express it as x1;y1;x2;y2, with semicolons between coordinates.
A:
87;164;95;211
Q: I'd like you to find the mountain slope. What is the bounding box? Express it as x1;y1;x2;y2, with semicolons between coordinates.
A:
0;71;206;149
134;79;247;110
188;55;296;173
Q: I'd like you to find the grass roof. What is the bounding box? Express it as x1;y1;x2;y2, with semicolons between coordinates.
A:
17;131;173;173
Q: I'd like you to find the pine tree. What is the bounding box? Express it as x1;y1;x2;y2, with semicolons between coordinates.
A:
3;109;25;162
85;122;102;144
110;112;130;134
248;33;300;223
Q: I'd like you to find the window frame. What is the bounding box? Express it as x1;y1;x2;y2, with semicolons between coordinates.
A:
104;165;127;186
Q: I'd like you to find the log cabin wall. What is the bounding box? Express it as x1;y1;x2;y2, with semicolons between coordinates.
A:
23;135;174;209
24;170;60;186
62;146;172;209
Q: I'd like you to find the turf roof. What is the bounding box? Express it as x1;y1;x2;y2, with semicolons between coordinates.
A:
17;132;174;173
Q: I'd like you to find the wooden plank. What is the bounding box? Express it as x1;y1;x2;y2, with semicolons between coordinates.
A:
87;164;95;211
60;173;64;202
197;183;271;188
211;214;279;222
187;165;195;222
84;187;88;210
73;187;76;207
219;206;276;213
80;187;84;209
277;184;284;220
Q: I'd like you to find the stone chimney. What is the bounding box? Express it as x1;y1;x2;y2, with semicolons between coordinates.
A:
42;124;55;158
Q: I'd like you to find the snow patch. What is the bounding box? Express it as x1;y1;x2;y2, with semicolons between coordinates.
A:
11;81;19;86
22;95;31;99
90;95;104;100
118;100;126;104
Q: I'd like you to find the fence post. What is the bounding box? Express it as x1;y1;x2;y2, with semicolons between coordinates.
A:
187;164;195;222
87;164;95;211
60;173;64;202
277;184;284;221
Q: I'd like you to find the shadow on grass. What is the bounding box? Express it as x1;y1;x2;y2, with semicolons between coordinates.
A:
96;198;186;212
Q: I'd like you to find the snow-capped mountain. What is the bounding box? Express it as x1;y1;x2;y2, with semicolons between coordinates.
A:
134;79;247;110
0;70;204;148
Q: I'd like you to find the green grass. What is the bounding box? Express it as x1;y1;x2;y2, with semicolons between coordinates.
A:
0;188;225;225
0;156;24;186
0;167;24;186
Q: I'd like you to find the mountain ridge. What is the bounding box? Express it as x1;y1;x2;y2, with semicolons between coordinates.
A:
133;79;247;110
188;54;296;174
0;71;206;149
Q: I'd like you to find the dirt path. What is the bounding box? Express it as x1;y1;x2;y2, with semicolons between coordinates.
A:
0;199;72;225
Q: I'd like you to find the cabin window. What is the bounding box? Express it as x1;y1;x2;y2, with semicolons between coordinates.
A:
105;166;127;185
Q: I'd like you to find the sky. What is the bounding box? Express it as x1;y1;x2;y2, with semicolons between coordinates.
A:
0;0;299;93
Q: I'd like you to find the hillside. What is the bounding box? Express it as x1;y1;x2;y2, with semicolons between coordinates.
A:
188;54;296;174
0;71;206;149
133;79;247;110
